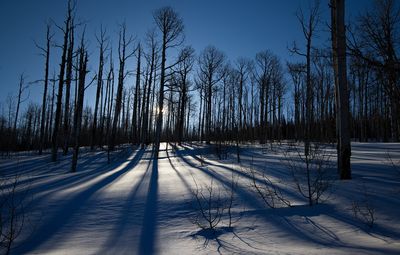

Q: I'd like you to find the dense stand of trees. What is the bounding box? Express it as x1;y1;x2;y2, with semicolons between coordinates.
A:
0;0;399;176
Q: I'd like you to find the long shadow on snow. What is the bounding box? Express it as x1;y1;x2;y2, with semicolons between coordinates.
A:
167;148;264;253
97;149;154;253
180;143;400;252
15;148;145;254
10;148;135;206
1;147;130;190
177;144;301;202
137;154;159;255
181;143;294;178
174;145;351;248
166;148;196;195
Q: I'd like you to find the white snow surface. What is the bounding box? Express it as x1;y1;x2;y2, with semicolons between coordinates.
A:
1;142;400;254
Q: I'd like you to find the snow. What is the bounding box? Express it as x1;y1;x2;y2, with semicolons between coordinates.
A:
1;142;400;254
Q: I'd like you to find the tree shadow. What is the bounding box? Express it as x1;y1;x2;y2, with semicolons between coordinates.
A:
190;226;264;254
98;149;154;253
14;148;145;254
10;148;136;209
166;146;194;195
174;144;399;251
138;152;159;254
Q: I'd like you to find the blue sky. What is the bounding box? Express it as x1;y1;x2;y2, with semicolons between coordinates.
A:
0;0;372;110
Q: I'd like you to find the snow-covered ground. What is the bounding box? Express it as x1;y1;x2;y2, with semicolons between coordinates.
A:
1;142;400;254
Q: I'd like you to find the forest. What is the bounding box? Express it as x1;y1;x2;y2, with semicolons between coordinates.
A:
0;0;399;254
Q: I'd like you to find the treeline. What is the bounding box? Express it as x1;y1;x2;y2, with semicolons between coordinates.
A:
0;0;399;164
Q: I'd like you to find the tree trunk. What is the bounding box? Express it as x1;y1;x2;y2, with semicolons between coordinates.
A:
91;28;106;150
63;24;74;155
39;25;51;155
71;41;88;172
132;44;141;145
51;5;71;162
331;0;351;179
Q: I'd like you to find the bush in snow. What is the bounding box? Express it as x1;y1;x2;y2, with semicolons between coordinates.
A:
246;164;291;208
283;143;335;206
0;174;31;255
351;183;376;228
190;173;239;232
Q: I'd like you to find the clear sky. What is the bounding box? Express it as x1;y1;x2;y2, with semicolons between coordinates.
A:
0;0;372;110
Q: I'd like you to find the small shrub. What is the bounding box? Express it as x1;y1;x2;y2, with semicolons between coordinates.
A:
190;173;239;232
283;143;335;206
351;183;376;228
0;174;31;255
247;164;291;209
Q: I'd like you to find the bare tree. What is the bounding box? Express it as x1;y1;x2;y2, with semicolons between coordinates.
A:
36;23;53;155
331;0;351;179
175;46;195;145
153;6;184;155
91;25;108;150
198;46;225;144
141;29;159;148
62;18;75;155
13;74;29;138
71;34;88;172
289;0;320;157
287;62;305;141
254;50;281;144
51;0;73;161
349;0;400;142
132;43;141;145
109;23;135;151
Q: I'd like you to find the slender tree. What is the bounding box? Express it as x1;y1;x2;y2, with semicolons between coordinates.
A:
51;0;73;161
63;19;74;155
290;0;320;156
109;23;135;151
176;46;195;144
37;23;53;155
71;34;88;172
132;43;141;145
91;25;108;150
13;74;28;137
198;46;225;144
153;6;184;154
331;0;351;179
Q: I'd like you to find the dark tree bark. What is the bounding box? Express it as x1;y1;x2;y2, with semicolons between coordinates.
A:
51;1;72;162
48;74;56;144
153;6;184;155
91;26;107;150
13;74;28;142
176;46;195;145
38;24;52;155
290;0;320;156
71;36;88;172
141;30;159;148
198;46;225;144
132;43;141;145
63;21;74;155
109;23;135;151
331;0;351;179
